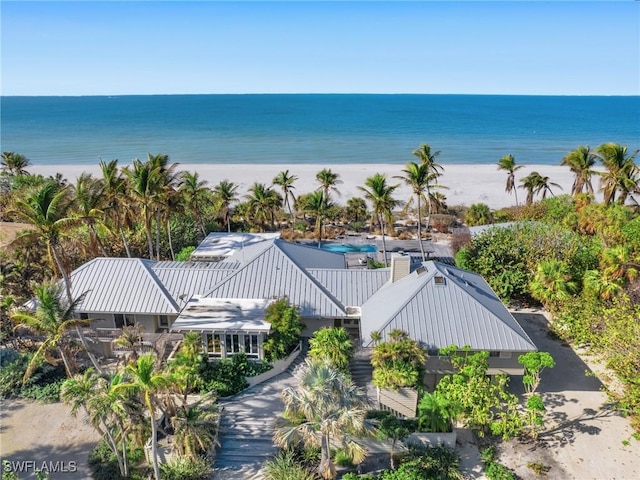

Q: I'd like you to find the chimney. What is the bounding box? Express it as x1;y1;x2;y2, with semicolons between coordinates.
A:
390;253;411;282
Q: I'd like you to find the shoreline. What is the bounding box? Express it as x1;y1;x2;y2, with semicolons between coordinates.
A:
28;163;587;210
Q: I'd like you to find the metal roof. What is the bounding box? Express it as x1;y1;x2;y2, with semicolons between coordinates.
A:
203;241;347;318
68;257;179;314
360;261;536;352
307;268;390;307
152;267;236;305
277;241;347;269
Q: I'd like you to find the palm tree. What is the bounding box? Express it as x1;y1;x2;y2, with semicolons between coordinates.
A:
245;182;283;231
172;401;219;460
561;146;598;196
529;259;578;310
596;142;640;205
497;154;523;206
316;168;342;201
71;173;109;257
124;159;160;259
61;369;134;477
12;181;75;299
147;154;179;261
213;179;238;233
179;171;210;237
11;283;90;380
519;171;561;204
272;169;298;225
99;159;133;257
358;173;399;266
302;190;332;247
412;143;444;232
115;353;171;480
1;152;30;176
345;197;368;226
395;161;429;260
274;359;371;479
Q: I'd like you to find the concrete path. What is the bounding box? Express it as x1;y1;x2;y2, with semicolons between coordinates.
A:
212;370;298;479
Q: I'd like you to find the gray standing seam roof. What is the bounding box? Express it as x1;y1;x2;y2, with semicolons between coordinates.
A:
68;257;179;314
307;268;390;307
203;241;347;318
360;261;536;352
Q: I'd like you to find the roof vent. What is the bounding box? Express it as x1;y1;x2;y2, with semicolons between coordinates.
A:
434;275;446;285
415;266;427;275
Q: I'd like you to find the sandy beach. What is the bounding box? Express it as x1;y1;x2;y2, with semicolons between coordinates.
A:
28;163;586;210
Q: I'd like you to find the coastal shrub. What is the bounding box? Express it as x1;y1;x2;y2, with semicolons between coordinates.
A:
381;445;463;480
308;327;354;372
480;446;517;480
334;448;354;467
0;351;66;402
88;440;145;480
175;245;196;261
263;298;304;361
159;456;212;480
199;352;271;397
263;451;317;480
464;203;494;226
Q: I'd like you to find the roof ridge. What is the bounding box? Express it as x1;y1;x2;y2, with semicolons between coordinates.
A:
138;258;180;313
200;242;278;297
363;262;439;340
273;241;348;315
437;263;536;350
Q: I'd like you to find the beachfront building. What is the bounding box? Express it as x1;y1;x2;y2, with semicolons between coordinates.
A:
65;234;536;374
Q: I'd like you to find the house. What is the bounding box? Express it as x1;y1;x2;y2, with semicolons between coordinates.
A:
66;235;536;376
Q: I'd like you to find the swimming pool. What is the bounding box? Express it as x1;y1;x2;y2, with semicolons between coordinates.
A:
320;243;377;254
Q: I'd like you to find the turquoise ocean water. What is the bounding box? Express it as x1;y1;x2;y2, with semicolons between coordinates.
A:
1;94;638;166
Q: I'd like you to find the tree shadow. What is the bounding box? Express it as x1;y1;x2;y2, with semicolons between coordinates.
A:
1;441;96;480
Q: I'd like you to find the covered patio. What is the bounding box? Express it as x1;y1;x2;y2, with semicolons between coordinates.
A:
170;296;272;360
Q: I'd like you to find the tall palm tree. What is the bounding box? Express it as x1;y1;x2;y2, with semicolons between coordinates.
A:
345;197;368;226
245;182;282;232
395;161;429;260
115;353;171;480
61;369;134;477
596;142;640;205
561;146;598;196
179;171;210;237
316;168;342;201
519;171;561;205
358;173;399;266
12;181;75;299
11;283;90;380
272;169;298;224
302;190;332;247
1;152;30;176
412;144;445;232
274;359;371;479
147;154;179;261
124;159;162;259
99;159;133;257
71;173;109;257
213;179;239;233
497;154;524;206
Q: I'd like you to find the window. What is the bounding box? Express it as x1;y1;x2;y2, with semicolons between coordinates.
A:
434;276;446;285
489;351;500;357
244;334;260;358
159;315;169;328
205;333;222;358
114;314;124;328
124;315;135;327
80;312;89;320
226;334;241;355
499;351;512;359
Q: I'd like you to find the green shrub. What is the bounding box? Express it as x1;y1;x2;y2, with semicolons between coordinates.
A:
263;451;317;480
0;352;66;402
175;245;196;261
0;347;19;366
341;474;374;480
485;461;517;480
159;456;212;480
334;448;354;467
199;353;272;397
88;440;146;480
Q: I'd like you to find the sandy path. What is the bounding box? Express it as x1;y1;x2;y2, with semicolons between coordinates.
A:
498;312;640;480
0;399;100;480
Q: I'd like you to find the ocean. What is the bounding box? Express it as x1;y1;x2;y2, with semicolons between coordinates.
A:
1;94;638;166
